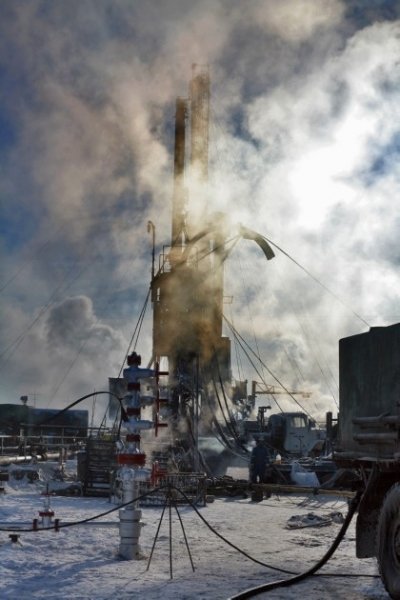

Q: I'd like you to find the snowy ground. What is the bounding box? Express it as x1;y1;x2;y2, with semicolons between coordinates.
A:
0;462;388;600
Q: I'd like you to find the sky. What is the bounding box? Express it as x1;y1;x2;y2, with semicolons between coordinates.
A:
1;0;400;422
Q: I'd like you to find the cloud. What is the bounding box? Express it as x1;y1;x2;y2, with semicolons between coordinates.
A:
250;0;345;43
46;295;119;350
1;1;400;423
214;18;400;419
0;295;127;416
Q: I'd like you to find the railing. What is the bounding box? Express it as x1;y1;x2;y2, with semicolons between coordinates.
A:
0;427;115;456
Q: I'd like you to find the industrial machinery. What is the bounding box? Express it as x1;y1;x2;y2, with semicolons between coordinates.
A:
240;381;325;457
0;401;88;438
0;398;88;461
242;408;325;457
334;322;400;599
146;67;274;469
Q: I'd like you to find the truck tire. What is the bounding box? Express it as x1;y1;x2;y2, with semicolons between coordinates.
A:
377;484;400;599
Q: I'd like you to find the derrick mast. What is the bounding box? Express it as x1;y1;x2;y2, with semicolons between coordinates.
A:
151;67;231;432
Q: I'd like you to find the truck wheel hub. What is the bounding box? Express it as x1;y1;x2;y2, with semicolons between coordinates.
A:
394;524;400;563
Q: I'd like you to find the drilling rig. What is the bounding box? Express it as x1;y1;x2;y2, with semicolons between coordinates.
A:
151;68;233;453
150;67;274;469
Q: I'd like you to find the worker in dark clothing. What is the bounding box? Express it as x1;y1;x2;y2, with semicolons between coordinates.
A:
249;438;270;483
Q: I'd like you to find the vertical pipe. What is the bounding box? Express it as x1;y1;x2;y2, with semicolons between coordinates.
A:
188;66;210;238
189;67;210;183
171;97;188;248
147;220;155;281
194;355;200;472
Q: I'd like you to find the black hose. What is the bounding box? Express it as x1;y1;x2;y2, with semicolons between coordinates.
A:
0;485;167;533
35;391;128;426
171;485;295;575
228;490;362;599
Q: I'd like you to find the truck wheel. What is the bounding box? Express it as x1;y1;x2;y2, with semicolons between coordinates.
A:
378;484;400;599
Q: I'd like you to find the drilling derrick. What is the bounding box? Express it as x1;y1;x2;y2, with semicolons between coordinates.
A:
151;67;231;443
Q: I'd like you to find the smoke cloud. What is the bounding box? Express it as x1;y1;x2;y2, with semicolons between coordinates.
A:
1;1;400;423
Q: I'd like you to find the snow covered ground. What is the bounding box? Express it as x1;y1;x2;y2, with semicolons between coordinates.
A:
0;462;388;600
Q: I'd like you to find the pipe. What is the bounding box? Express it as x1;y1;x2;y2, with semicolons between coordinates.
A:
0;452;61;466
147;221;156;282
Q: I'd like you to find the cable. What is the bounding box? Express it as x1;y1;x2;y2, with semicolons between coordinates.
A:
49;253;152;407
224;315;317;421
237;253;267;385
211;377;240;446
3;480;377;587
165;485;372;586
0;222;71;295
115;288;151;381
262;235;370;329
229;304;244;381
215;358;242;439
0;485;165;533
212;373;249;455
227;490;362;599
49;332;104;403
98;288;151;432
35;391;128;428
1;231;121;365
289;292;339;410
223;317;285;414
0;257;88;364
171;485;295;575
200;357;248;457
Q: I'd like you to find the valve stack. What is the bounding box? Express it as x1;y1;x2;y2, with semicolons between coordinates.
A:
117;351;168;560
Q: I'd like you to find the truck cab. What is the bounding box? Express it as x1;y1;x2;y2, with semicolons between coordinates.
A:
266;411;325;457
242;409;325;457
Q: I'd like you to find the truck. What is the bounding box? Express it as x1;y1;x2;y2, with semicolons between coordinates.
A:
242;407;326;457
334;322;400;599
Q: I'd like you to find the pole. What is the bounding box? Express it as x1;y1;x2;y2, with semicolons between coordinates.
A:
194;355;200;472
147;221;155;281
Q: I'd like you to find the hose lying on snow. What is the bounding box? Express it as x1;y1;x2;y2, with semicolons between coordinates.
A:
228;490;362;600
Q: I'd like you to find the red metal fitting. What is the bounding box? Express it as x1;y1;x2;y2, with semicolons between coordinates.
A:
117;453;146;466
156;393;169;412
126;434;141;442
155;361;168;383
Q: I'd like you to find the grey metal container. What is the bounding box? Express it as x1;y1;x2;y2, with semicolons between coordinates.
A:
337;323;400;459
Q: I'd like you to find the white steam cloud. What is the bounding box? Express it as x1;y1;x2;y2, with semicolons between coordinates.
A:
1;1;400;423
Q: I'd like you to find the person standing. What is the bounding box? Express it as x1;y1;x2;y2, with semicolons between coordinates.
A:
250;438;270;483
